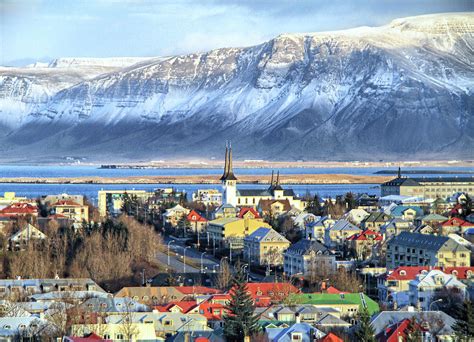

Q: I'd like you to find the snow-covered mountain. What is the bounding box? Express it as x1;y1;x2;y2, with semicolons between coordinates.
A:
0;13;473;162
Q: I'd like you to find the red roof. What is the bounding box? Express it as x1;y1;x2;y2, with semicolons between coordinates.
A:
347;229;383;241
384;266;474;281
175;286;221;295
442;217;472;227
186;210;208;222
238;283;299;305
238;207;260;219
195;302;228;320
170;300;198;313
51;200;82;207
326;286;348;294
376;318;426;342
195;338;209;342
318;332;344;342
67;333;111;342
0;202;38;216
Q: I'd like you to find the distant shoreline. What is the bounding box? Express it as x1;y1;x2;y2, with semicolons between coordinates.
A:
0;174;392;185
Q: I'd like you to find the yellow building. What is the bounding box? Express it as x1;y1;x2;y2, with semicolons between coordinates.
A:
0;192;27;207
244;227;290;266
207;217;271;250
71;321;157;342
381;169;474;199
386;232;471;269
51;200;89;223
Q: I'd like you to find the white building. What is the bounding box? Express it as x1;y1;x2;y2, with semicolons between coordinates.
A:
408;269;467;311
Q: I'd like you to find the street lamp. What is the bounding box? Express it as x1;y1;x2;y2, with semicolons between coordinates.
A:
241;264;249;282
183;246;191;273
167;240;176;266
429;298;443;311
200;252;207;273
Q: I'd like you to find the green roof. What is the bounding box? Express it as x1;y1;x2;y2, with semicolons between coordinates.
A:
289;293;379;315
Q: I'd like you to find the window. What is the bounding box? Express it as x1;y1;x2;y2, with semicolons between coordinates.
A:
116;334;124;340
164;320;173;326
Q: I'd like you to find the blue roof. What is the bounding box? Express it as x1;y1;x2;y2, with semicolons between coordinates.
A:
246;227;272;242
390;205;423;218
464;228;474;235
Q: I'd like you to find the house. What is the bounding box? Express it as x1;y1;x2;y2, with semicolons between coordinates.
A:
79;297;149;313
290;293;379;317
265;322;325;342
346;229;383;260
0;203;38;218
162;205;190;228
0;316;52;341
97;190;152;217
0;192;27;208
207;217;271;250
305;216;334;241
324;219;361;247
361;212;392;231
63;332;111;342
375;318;425;342
186;210;208;235
0;278;104;300
441;217;474;235
379;218;413;238
9;223;47;250
408;269;467;311
317;332;344;342
51;200;89;224
192;189;222;206
258;199;292;218
258;304;341;324
243;283;299;306
115;287;187;305
42;194;85;206
283;239;335;276
71;313;158;341
244;227;290;266
415;213;448;228
238;207;260;219
344;208;369;225
315;314;352;331
389;205;424;221
213;204;238;219
377;266;474;308
370;310;457;341
386;232;471;269
293;213;319;230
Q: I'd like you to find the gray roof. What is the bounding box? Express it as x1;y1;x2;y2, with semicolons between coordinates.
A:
388;232;469;253
316;313;350;327
371;311;456;336
285;239;330;256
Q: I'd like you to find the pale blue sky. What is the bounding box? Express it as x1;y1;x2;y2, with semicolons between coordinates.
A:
1;0;472;65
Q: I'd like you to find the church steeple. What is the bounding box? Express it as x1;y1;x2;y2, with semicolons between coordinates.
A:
220;142;237;181
269;170;275;190
398;166;402;178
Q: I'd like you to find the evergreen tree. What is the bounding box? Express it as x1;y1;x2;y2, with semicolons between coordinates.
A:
354;307;376;342
223;265;260;342
405;317;422;342
453;300;474;341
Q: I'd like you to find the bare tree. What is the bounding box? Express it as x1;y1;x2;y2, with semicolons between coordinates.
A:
216;258;232;291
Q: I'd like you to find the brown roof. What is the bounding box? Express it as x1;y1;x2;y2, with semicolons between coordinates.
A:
258;199;291;212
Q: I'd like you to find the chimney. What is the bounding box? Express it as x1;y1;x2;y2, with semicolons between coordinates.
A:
295;312;301;324
184;333;190;342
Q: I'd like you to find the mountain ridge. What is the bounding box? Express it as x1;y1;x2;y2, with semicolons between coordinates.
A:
0;12;472;162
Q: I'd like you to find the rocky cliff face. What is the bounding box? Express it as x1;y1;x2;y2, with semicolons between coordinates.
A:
0;13;472;162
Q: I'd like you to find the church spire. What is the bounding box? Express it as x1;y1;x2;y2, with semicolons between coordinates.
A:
220;141;237;181
220;142;229;181
269;170;275;190
398;166;402;178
